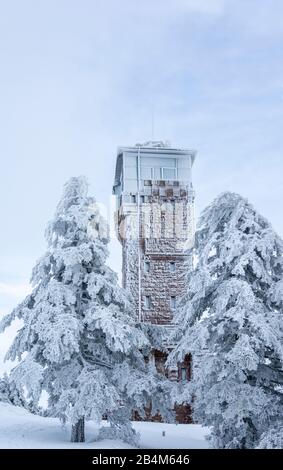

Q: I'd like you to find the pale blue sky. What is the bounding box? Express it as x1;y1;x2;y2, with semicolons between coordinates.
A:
0;0;283;325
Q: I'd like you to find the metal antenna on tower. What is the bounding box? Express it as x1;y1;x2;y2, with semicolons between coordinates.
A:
151;103;155;141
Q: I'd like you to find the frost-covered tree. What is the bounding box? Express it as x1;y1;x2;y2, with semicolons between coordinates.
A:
0;373;26;408
0;176;172;444
168;192;283;449
257;425;283;449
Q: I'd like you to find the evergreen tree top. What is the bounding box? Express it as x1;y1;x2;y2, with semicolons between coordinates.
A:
194;191;283;288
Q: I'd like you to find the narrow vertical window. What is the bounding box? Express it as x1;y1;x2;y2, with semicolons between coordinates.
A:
181;368;187;382
145;296;151;310
178;355;192;382
169;261;176;273
131;194;136;203
144;261;150;273
170;296;176;309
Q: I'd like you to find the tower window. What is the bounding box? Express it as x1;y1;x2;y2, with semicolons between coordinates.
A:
144;261;150;273
140;195;145;204
145;296;151;310
178;355;191;382
131;194;136;203
180;368;188;382
141;167;154;180
169;261;176;273
161;167;177;180
170;296;176;310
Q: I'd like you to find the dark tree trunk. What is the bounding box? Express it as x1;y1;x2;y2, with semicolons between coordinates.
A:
71;417;85;443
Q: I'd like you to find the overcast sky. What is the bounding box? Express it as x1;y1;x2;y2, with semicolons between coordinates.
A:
0;0;283;368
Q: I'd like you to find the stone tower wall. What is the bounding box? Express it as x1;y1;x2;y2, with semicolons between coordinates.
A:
114;147;196;425
119;181;194;325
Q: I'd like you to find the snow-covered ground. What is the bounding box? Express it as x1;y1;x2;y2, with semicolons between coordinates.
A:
0;403;209;449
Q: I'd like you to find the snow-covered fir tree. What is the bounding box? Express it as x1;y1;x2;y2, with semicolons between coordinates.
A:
257;425;283;449
0;373;26;408
168;192;283;449
0;176;172;444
